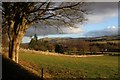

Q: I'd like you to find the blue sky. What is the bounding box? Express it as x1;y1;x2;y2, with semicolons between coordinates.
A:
22;16;118;43
83;16;118;32
22;2;118;43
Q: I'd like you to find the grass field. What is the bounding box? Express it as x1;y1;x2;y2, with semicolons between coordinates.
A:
19;49;119;79
92;40;120;44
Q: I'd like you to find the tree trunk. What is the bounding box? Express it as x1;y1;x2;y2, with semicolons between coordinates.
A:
9;37;20;63
2;31;9;48
8;18;28;63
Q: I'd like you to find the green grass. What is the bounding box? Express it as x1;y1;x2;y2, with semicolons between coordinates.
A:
92;40;120;44
19;50;119;78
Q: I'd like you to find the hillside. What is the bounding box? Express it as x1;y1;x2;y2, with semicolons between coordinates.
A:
84;35;120;42
20;35;120;54
21;35;120;45
2;55;41;80
40;35;120;42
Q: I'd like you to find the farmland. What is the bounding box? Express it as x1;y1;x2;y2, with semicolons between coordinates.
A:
21;35;120;55
19;49;119;79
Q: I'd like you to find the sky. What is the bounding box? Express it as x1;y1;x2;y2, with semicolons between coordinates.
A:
22;2;118;43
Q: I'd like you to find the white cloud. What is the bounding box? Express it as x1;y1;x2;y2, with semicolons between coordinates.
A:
25;25;83;36
25;2;118;37
84;26;119;37
87;12;117;24
86;2;118;24
61;27;83;34
22;36;31;43
107;26;116;29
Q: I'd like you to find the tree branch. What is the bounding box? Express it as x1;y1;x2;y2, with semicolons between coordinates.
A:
27;2;47;14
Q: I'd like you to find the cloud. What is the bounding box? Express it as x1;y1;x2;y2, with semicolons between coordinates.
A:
84;26;119;37
25;26;57;36
86;2;118;24
60;26;83;34
25;25;83;36
22;36;31;43
25;2;118;36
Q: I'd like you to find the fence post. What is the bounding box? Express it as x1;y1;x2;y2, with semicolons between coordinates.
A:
41;68;43;79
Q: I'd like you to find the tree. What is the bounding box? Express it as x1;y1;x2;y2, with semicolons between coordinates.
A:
2;2;88;63
89;46;99;55
34;34;38;42
28;38;36;49
55;44;64;54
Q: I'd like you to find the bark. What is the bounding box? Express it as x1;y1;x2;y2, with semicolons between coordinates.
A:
9;36;21;63
2;31;8;48
2;32;9;57
8;18;28;63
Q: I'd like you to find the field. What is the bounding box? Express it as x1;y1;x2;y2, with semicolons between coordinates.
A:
92;40;119;44
19;49;119;79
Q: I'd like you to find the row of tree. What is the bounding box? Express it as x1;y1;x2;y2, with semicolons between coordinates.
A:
21;35;119;55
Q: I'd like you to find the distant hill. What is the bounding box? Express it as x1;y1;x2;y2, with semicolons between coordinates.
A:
20;35;120;50
38;35;120;43
84;35;120;42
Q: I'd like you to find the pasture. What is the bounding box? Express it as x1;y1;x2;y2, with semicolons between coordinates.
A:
19;49;119;79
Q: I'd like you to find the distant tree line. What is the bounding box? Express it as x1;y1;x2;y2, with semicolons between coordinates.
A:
20;36;120;55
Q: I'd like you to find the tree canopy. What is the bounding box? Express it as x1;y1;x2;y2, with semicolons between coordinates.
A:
2;2;88;33
1;2;88;63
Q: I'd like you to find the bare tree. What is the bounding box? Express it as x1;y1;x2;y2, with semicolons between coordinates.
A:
2;2;88;63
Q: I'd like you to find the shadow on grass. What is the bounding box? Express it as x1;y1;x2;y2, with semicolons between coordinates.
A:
2;55;42;80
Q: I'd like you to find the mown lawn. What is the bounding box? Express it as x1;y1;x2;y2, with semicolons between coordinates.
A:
19;50;119;79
